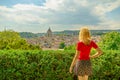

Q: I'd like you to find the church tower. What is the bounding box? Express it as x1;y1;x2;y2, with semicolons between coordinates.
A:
46;27;52;37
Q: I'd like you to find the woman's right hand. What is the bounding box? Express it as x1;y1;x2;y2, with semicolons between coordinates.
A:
69;66;73;74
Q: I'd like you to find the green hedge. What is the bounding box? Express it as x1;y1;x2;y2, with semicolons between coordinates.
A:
90;50;120;80
0;50;119;80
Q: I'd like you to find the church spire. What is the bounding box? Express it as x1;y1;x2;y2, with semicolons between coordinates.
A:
48;27;52;32
46;27;52;37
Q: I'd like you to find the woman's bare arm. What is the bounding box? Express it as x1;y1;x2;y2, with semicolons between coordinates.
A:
90;48;103;58
69;50;79;73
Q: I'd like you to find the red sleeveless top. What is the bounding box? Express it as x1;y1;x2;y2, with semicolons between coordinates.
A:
77;40;98;60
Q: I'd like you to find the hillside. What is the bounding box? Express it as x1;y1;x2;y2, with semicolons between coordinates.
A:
19;29;120;38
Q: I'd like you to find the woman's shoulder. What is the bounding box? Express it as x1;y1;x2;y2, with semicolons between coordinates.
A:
77;41;83;44
90;40;98;47
77;41;84;45
90;40;96;44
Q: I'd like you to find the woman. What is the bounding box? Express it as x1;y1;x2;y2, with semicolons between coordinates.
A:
69;27;102;80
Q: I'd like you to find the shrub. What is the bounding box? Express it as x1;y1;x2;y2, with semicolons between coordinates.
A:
64;44;76;50
90;50;120;80
99;31;120;50
59;42;66;49
0;50;119;80
0;30;40;50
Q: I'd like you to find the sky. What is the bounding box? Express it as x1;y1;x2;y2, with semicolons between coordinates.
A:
0;0;120;33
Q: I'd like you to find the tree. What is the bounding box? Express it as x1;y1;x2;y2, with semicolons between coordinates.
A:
59;42;66;49
64;45;76;50
0;30;40;50
99;31;120;50
20;32;38;38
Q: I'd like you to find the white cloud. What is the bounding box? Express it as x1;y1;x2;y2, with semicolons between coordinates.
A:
0;4;50;24
43;0;64;10
0;0;120;33
98;20;120;30
13;4;41;10
90;0;120;30
92;0;120;16
74;0;89;7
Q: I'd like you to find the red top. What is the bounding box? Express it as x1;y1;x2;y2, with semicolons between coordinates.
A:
77;40;98;60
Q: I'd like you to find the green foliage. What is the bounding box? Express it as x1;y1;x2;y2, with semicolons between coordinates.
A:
59;42;66;49
0;50;74;80
0;30;40;50
90;50;120;80
0;50;119;80
99;31;120;50
64;44;76;50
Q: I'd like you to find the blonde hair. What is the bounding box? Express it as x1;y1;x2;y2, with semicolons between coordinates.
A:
79;27;91;45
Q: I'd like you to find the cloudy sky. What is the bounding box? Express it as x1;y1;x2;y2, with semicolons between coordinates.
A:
0;0;120;33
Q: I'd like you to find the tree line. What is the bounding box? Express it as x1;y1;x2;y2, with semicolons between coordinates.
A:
0;30;41;50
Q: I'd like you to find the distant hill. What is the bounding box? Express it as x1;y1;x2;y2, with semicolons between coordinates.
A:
19;29;120;38
53;29;120;35
20;32;38;38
